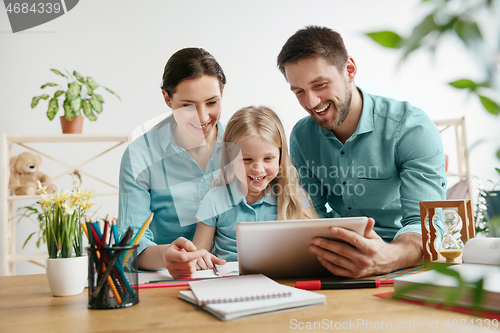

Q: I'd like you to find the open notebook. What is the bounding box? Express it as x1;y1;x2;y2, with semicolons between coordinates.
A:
138;261;239;284
189;274;291;305
179;275;326;321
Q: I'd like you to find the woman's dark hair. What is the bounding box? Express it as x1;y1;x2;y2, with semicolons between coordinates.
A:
277;26;348;79
161;47;226;97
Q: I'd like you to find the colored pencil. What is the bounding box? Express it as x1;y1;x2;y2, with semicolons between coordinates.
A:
122;212;154;266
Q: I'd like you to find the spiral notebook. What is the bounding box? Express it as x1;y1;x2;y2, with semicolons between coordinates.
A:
179;283;326;321
188;274;292;305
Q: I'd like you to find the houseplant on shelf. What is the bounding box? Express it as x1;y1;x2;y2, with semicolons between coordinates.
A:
35;181;94;296
31;69;120;134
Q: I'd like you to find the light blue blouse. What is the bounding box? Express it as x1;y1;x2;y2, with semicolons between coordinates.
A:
118;116;224;255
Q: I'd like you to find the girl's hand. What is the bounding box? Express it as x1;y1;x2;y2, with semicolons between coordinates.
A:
195;253;226;271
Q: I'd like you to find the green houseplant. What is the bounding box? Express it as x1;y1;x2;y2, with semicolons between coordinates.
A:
33;182;94;296
32;181;94;258
31;69;120;133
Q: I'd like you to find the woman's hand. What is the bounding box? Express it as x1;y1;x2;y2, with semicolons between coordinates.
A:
164;237;209;278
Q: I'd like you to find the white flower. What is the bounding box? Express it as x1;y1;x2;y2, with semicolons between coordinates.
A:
36;181;48;196
63;198;77;215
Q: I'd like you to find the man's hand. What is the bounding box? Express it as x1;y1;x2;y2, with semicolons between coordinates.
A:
309;218;423;278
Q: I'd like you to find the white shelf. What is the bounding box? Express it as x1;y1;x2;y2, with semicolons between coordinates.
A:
1;133;128;276
6;134;129;143
7;191;120;202
9;252;48;263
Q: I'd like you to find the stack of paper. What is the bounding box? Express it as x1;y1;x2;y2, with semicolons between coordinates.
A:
178;274;326;321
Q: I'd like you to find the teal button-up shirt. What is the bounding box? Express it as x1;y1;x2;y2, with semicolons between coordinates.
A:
290;88;446;242
118;116;224;255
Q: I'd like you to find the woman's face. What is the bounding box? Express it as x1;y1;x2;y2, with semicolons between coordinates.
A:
163;75;223;144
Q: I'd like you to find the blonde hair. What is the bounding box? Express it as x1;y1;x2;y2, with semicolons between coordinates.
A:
214;106;315;220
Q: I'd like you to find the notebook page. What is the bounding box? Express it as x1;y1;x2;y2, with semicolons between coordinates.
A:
179;284;326;321
138;261;239;284
189;274;292;305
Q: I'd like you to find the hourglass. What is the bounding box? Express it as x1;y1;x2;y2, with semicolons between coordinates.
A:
439;209;464;262
420;200;474;262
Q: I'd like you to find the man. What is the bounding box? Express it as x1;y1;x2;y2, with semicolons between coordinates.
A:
277;26;447;278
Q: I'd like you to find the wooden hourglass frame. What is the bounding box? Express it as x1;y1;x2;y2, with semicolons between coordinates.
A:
419;200;475;261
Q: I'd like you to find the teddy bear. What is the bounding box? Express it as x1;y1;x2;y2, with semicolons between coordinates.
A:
9;152;57;195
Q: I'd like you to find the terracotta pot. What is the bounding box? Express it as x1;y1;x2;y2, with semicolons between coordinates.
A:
46;256;88;296
60;115;84;134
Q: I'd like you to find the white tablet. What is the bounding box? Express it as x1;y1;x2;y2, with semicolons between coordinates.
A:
236;217;368;278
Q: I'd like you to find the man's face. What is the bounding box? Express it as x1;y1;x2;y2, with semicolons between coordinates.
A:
285;56;352;131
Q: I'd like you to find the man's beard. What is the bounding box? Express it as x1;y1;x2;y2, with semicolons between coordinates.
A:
315;88;352;132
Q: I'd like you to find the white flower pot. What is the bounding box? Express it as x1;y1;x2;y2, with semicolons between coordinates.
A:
45;256;88;297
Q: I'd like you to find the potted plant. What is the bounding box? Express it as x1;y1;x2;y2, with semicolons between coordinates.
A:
32;181;94;296
31;69;120;134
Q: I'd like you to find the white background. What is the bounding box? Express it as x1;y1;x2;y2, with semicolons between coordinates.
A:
0;0;499;275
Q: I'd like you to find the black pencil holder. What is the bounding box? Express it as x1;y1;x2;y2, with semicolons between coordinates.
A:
87;245;139;310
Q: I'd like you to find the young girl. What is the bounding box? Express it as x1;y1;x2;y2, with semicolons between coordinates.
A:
192;106;316;269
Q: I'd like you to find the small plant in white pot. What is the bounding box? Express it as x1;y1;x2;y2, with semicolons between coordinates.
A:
31;69;120;133
35;182;94;296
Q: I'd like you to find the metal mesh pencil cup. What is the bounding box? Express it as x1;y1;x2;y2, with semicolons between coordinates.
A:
87;245;139;309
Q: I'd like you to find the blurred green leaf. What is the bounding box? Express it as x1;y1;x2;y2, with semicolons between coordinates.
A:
472;278;485;308
94;93;104;103
46;98;59;120
70;96;82;113
54;90;64;98
427;263;461;279
73;71;83;80
393;281;427;299
63;98;74;120
454;19;482;46
479;95;500;115
366;31;403;48
103;86;121;100
66;82;81;100
50;69;66;78
403;13;439;59
64;69;74;80
449;79;478;90
22;232;35;249
82;100;97;121
85;82;94;95
41;83;58;89
496;167;500;173
89;95;103;114
87;77;99;90
73;71;85;84
31;94;49;108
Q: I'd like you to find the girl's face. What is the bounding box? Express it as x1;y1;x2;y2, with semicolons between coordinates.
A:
163;75;223;144
236;135;280;200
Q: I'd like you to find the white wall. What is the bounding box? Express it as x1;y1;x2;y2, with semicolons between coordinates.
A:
1;0;499;275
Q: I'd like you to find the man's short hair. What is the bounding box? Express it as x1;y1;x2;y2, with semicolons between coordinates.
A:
277;26;348;78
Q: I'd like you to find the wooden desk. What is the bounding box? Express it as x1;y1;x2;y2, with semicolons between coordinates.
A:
0;274;496;333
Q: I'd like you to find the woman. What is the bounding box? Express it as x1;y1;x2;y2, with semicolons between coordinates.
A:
118;48;226;278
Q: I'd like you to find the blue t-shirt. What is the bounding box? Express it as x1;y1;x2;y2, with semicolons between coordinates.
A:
196;180;278;261
290;87;447;242
118;115;225;255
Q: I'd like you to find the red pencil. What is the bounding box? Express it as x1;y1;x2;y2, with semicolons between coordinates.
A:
138;282;190;289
